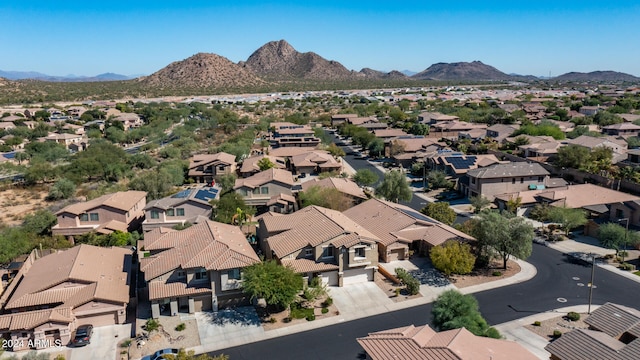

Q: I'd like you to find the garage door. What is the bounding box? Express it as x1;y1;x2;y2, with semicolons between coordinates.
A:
343;268;373;286
193;296;213;312
320;271;338;286
76;312;117;327
387;248;404;262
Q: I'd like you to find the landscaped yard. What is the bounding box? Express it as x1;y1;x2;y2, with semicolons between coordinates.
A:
524;312;589;340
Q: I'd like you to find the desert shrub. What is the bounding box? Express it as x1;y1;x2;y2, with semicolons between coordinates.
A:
269;317;277;323
309;276;321;288
484;327;502;339
620;263;636;271
175;323;186;331
567;312;580;321
553;330;562;338
492;271;502;277
533;321;541;326
306;314;316;321
145;318;160;332
321;308;329;314
322;297;333;307
121;339;132;347
430;241;476;276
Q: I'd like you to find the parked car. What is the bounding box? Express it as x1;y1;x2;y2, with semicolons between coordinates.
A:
71;324;93;347
142;348;180;360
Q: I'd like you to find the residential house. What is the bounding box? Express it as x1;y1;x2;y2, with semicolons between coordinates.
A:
265;193;298;214
61;123;85;135
373;129;408;140
486;124;519;142
427;153;502;177
344;198;475;262
234;168;295;207
457;128;487;142
602;123;640;137
0;123;16;131
497;103;521;113
52;191;147;237
347;116;378;126
301;177;367;204
432;120;487;133
188;152;237;184
139;221;260;317
515;135;563;160
44;133;88;152
545;302;640;360
114;113;143;130
269;122;320;148
619;113;640;123
579;106;601;116
65;106;87;118
358;324;537;360
330;113;358;127
142;187;219;232
239;154;286;178
627;149;640;164
417;112;459;125
290;150;342;175
387;137;445;167
459;162;550;200
359;122;389;131
563;135;628;163
0;245;132;351
257;206;379;286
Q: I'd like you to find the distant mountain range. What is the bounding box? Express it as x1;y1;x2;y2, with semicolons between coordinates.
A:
0;70;134;82
2;40;639;88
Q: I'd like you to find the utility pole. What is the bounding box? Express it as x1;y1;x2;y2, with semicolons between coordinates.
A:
588;253;596;314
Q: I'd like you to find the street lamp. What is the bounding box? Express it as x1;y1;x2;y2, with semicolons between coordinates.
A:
619;218;630;264
588;252;596;314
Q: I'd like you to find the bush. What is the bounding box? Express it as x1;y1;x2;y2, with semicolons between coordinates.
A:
322;297;333;307
321;308;329;314
430;241;476;276
620;263;636;271
395;268;420;295
145;318;160;332
553;330;562;338
269;317;277;323
492;271;502;277
306;314;315;321
175;323;186;331
484;327;502;339
309;276;321;288
533;321;541;326
566;312;580;321
121;339;132;347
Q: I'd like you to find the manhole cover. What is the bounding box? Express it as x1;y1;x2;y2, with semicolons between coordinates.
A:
557;297;567;303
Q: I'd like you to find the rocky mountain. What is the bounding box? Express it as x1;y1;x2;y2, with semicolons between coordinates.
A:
412;61;515;81
139;53;264;89
243;40;355;80
0;70;132;82
553;71;640;83
359;68;408;80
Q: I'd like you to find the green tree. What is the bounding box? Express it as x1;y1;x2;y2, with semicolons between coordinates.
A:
506;196;522;214
14;151;30;165
431;290;500;338
352;169;378;187
367;138;385;158
210;192;253;224
242;260;303;311
426;170;451;190
470;196;491;214
217;173;237;194
257;157;275;171
376;170;412;203
472;211;534;269
326;143;346;157
105;126;126;143
46;178;76;200
430;241;476;276
21;210;57;236
556;144;591;169
298;185;354;211
420;202;456;225
598;222;640;258
546;207;588;235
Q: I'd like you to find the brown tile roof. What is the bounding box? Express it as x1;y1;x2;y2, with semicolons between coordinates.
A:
533;184;639;209
188;152;236;170
140;221;260;281
240;154;286;174
266;193;297;206
466;162;549;179
5;245;131;310
373;129;408;138
56;191;147;215
260;206;380;258
585;303;640;338
358;325;537;360
301;177;366;199
281;258;339;273
148;282;212;301
268;147;322;157
344;199;474;247
0;308;74;331
290;150;340;169
234;168;294;189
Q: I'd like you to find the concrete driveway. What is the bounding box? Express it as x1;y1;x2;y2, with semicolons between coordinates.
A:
329;282;392;315
69;324;131;360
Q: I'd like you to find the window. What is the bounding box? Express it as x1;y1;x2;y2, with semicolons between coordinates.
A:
89;213;99;221
616;209;624;218
253;188;260;195
80;213;89;221
471;178;476;184
166;209;175;217
304;248;314;258
150;210;159;219
355;247;366;258
226;269;241;280
194;269;208;280
126;211;129;218
520;177;524;184
177;271;185;278
260;186;269;195
512;178;516;184
239;188;247;196
322;246;334;259
176;208;185;216
538;176;544;182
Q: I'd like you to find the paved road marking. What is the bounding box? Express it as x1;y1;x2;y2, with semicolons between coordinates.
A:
557;298;567;303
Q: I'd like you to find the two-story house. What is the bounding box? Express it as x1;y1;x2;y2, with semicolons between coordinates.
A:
239;154;287;178
486;124;519;143
257;206;379;286
290;150;342;175
234;168;295;207
142;187;219;232
459;162;550;201
0;245;132;351
188;152;237;184
330;113;358;127
601;122;640;137
51;191;147;237
139;221;260;317
344;198;475;262
270;122;320;148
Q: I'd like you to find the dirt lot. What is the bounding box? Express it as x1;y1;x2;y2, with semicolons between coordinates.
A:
126;316;200;360
257;295;339;331
449;260;521;288
374;272;422;302
0;186;49;226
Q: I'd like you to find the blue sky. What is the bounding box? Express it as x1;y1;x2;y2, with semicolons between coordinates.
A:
2;1;639;77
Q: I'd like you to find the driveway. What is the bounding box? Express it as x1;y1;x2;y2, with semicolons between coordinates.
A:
191;307;264;354
329;282;392;315
69;324;131;360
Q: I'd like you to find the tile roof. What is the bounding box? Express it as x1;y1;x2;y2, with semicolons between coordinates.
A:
0;308;74;331
301;177;366;199
358;325;537;360
281;258;339;273
585;303;640;338
188;152;236;170
498;184;640;209
234;168;294;189
343;199;474;247
5;245;131;310
144;186;216;210
56;191;147;215
290;150;340;169
239;154;286;174
260;206;380;258
373;129;409;138
140;220;260;281
148;282;212;301
466;162;549;179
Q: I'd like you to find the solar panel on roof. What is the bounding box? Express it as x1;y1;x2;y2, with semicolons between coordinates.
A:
399;209;438;223
193;188;218;202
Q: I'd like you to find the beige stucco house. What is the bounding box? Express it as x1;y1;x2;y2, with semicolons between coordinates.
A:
234;168;295;207
142;187;218;232
188;152;237;184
